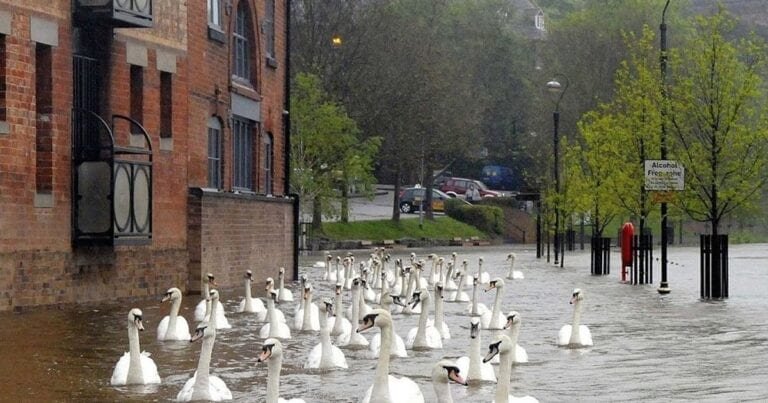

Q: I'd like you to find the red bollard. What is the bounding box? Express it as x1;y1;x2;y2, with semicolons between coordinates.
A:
620;222;634;283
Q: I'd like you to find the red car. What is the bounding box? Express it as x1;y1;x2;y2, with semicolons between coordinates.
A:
438;177;500;199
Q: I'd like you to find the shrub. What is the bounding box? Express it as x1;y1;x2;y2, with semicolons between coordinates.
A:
445;199;504;236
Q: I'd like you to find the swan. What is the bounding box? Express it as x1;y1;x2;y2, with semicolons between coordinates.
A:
483;334;539;403
157;287;191;341
110;308;161;385
292;274;309;316
465;276;489;316
257;338;306;403
304;299;348;369
358;309;425;403
194;273;224;321
401;262;425;315
480;278;506;330
237;270;267;318
322;253;334;282
293;284;320;332
506;253;524;280
329;283;351;337
447;268;469;302
405;288;443;349
177;290;232;401
338;278;368;347
369;283;407;358
432;359;468;403
443;261;458;291
503;311;529;364
426;254;440;285
455;318;496;384
557;288;593;347
259;283;292;339
432;282;451;339
476;257;491;285
277;267;293;302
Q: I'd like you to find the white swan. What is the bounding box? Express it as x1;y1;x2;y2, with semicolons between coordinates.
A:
503;311;529;364
304;300;348;369
338;278;368;347
432;283;451;339
157;287;191;341
465;276;489;316
475;257;491;285
257;338;306;403
329;283;351;337
405;288;443;349
506;253;524;280
480;278;506;330
447;268;469;302
369;283;407;359
358;309;425;403
260;287;292;339
237;270;267;318
194;273;224;321
442;261;459;291
322;253;334;282
277;267;294;302
455;318;496;384
177;290;232;401
293;284;320;332
110;308;161;385
558;288;593;347
432;359;468;403
483;334;539;403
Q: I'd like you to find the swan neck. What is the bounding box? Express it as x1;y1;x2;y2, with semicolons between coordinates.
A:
469;331;481;378
332;294;344;334
416;296;430;343
491;287;503;323
278;276;285;299
266;352;282;403
302;296;313;331
435;292;444;328
434;378;453;403
320;326;333;367
195;334;214;389
372;322;392;401
244;279;253;310
127;325;143;382
267;297;277;327
508;323;521;345
471;282;479;314
167;297;181;335
496;349;512;403
570;300;582;344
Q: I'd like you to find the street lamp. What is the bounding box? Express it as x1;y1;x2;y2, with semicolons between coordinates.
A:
547;76;569;267
658;0;672;294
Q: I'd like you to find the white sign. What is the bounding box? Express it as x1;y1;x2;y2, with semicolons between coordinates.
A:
645;160;684;191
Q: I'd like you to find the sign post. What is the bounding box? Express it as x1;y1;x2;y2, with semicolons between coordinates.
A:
645;159;683;294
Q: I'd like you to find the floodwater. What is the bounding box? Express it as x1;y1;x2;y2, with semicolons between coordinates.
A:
1;244;767;402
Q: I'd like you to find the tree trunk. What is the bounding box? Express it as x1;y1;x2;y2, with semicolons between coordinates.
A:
340;180;349;223
392;168;401;222
312;195;323;231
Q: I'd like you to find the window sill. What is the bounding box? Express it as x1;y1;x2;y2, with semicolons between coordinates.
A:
266;56;278;69
230;80;261;101
159;136;173;151
0;120;9;135
207;25;226;44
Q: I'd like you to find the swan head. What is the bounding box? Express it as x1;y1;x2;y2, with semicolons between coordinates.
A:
245;270;253;280
479;257;484;264
504;311;521;330
208;289;221;303
409;288;427;308
335;283;342;295
570;288;584;304
320;298;334;315
433;359;468;386
278;267;285;278
265;277;275;292
483;334;513;363
303;284;313;300
128;308;144;331
300;274;309;287
506;253;516;260
162;287;182;303
470;318;480;339
462;259;468;268
485;278;505;292
269;289;278;302
357;309;391;333
336;256;341;263
472;276;479;286
256;338;283;363
205;272;217;286
352;277;362;288
326;254;333;262
435;282;444;298
190;321;214;342
391;295;406;307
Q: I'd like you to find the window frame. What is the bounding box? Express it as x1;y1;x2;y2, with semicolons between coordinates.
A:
263;132;273;194
232;116;254;191
233;1;253;84
264;0;276;67
207;117;223;189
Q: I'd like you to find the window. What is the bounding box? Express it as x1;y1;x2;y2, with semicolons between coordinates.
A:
207;0;221;28
265;0;276;62
264;133;273;194
233;1;252;83
130;65;143;133
232;116;254;190
207;117;223;189
35;44;53;195
160;72;172;138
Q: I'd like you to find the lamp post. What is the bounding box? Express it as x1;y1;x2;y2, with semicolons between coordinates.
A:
658;0;671;294
547;76;569;268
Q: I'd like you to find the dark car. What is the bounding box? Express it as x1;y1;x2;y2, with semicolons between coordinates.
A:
438;177;500;199
481;165;517;190
398;187;460;214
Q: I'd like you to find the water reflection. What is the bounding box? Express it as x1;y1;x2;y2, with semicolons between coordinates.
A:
0;244;767;402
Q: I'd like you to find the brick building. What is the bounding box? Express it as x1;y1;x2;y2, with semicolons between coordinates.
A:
0;0;296;312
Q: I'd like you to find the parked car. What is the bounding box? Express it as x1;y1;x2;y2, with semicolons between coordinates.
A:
438;177;500;199
481;165;517;190
399;187;463;214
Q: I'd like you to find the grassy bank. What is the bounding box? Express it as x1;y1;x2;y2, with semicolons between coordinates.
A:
321;216;487;241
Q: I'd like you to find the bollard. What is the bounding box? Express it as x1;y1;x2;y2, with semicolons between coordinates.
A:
620;222;634;282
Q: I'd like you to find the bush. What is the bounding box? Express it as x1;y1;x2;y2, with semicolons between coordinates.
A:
445;199;504;236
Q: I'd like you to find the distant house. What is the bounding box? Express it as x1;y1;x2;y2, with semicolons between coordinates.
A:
0;0;296;312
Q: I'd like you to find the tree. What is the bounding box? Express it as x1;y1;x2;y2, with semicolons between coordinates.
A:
667;9;768;238
290;73;380;230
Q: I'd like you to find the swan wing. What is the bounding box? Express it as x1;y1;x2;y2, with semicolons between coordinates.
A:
405;327;417;348
368;333;381;358
259;323;270;339
237;299;246;313
194;299;207;321
207;375;233;401
176;375;197;401
480;360;497;382
304;343;322;369
557;325;572;346
330;346;349;368
514;344;529;363
389;375;424;403
156;316;170;340
579;325;594;346
139;352;161;384
110;352;130;385
215;311;232;329
392;334;408;357
455;356;470;378
425;327;443;349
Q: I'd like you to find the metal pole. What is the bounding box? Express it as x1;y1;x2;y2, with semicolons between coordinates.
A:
553;109;560;266
658;0;671;294
536;199;542;258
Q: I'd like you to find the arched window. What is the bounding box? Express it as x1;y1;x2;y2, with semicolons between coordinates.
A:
207;117;223;189
233;1;253;84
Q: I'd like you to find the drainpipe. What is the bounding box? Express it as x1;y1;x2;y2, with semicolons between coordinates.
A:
284;0;299;281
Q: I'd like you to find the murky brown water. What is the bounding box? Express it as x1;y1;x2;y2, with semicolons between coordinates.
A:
1;244;767;402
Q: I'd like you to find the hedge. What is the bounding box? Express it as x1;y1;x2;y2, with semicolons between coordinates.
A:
445;198;504;236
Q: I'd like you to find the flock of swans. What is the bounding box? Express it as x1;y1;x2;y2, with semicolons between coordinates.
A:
110;249;593;402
